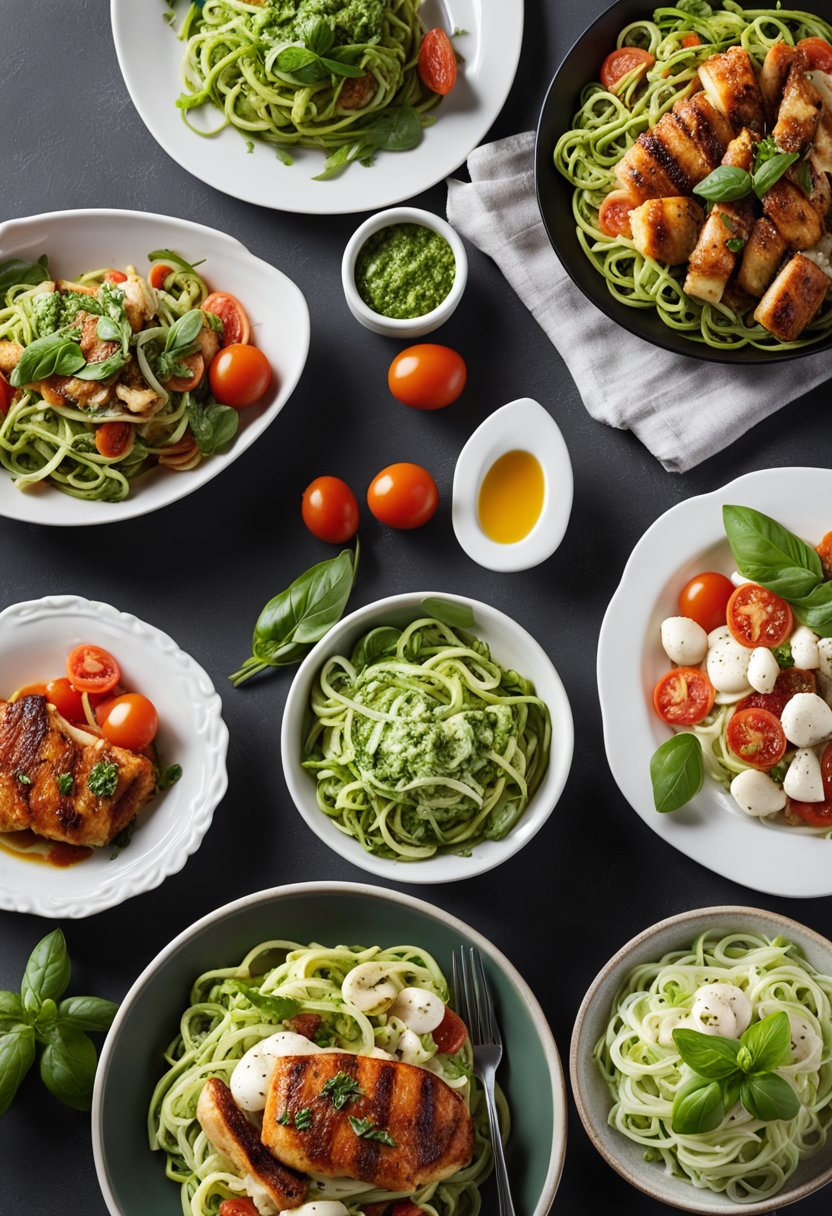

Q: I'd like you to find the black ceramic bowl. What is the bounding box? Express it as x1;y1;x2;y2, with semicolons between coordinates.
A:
534;0;832;364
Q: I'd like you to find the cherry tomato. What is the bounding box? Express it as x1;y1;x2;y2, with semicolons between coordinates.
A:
736;667;816;717
45;677;87;723
12;682;48;700
149;262;174;291
95;421;134;459
218;1201;259;1216
100;693;158;751
653;667;715;726
787;744;832;827
367;463;439;530
165;353;205;393
817;531;832;579
681;32;702;47
201;292;252;347
210;344;272;408
388;345;467;410
432;1007;468;1055
0;374;14;414
600;47;655;92
598;191;634;238
103;269;127;284
302;476;359;544
678;571;735;634
727;583;793;648
390;1204;425;1216
66;644;121;695
797;36;832;72
726;707;787;770
418;28;457;95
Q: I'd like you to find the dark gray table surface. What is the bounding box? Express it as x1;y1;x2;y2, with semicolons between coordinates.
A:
2;1;832;1213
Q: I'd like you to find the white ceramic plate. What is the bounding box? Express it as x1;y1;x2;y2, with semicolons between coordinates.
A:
0;595;228;918
0;208;310;526
110;1;524;215
598;467;832;899
282;591;574;883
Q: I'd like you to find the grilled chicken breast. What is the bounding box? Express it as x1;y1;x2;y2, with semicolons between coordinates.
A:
672;92;734;169
753;252;829;339
737;216;788;296
0;695;155;847
262;1053;474;1193
684;201;755;303
773;59;822;152
763;178;824;248
760;42;797;118
197;1077;307;1213
699;46;767;133
0;340;23;375
721;126;758;171
809;69;832;172
615;92;731;202
630;196;704;263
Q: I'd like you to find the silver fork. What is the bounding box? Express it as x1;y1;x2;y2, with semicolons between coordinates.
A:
453;945;516;1216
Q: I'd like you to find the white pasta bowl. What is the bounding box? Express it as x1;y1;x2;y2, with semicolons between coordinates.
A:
0;595;228;917
0;208;309;526
281;591;574;883
571;906;832;1215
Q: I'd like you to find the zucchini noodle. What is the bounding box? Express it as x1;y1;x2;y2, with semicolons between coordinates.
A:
149;940;501;1216
553;2;832;351
301;618;552;861
595;930;832;1202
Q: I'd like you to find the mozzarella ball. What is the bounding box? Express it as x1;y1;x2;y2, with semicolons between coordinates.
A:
707;626;752;693
231;1032;321;1111
691;984;752;1038
660;617;709;666
388;987;446;1034
730;571;752;587
818;637;832;678
397;1027;434;1066
747;647;780;694
786;1013;824;1072
341;962;398;1015
730;769;787;818
791;626;820;670
783;748;825;802
781;693;832;748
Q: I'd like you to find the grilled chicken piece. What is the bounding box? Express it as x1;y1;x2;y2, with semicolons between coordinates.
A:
630;196;704;263
699;46;767;133
615;93;732;202
737;217;788;296
802;150;832;219
0;340;23;375
56;280;96;298
684;201;755;304
36;375;115;408
760;42;797;118
763;178;823;248
0;695;155;847
114;360;162;415
671;92;734;170
649;111;715;183
263;1053;474;1193
121;274;155;333
809;69;832;172
721;126;758;171
754;252;829;339
773;59;822;152
78;311;120;365
197;1078;307;1213
614;133;691;201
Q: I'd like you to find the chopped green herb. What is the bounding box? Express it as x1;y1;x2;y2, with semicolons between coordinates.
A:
321;1070;364;1110
16;773;31;786
294;1108;313;1131
278;1109;292;1126
348;1115;396;1146
157;763;183;791
88;761;119;799
726;237;746;253
56;773;74;796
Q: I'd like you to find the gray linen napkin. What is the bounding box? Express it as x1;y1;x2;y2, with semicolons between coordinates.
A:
447;131;831;473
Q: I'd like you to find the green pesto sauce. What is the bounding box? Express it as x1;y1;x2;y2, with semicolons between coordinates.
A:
266;0;385;44
355;223;456;320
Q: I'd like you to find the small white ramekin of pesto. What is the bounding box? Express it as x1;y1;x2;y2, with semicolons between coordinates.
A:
342;206;468;338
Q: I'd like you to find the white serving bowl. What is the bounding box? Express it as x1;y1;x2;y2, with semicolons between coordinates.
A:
0;208;309;526
341;207;468;337
0;595;228;917
281;591;573;882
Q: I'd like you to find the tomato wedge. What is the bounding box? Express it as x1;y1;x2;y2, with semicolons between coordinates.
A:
598;191;634;238
202;292;251;347
736;667;816;717
0;373;14;414
45;677;87;724
678;571;735;634
797;36;832;73
600;46;655;92
653;667;715;726
165;353;205;393
11;682;48;700
66;645;120;695
418;28;457;95
149;262;174;291
432;1007;468;1055
95;421;134;459
103;269;127;284
218;1201;259;1216
726;583;793;648
726;707;787;770
681;32;701;48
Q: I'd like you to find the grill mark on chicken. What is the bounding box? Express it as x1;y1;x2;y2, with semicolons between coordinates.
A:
413;1069;437;1169
0;696;49;779
641;132;693;193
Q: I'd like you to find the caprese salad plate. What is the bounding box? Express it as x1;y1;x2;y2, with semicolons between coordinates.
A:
598;466;832;898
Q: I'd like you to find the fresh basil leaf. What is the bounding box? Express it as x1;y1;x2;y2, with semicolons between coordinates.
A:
0;991;23;1033
372;105;423;152
275;46;330;84
165;308;205;354
672;1078;725;1134
752;151;799;198
420;598;475;629
301;16;335;55
96;316;122;344
740;1071;800;1123
693;166;751;202
795;159;813;195
157;763;183;791
0;1025;35;1115
672;1028;741;1079
39;1026;97;1111
350;626;401;669
74;352;126;381
772;642;794;669
790;582;832;636
230;982;301;1021
650;733;704;813
10;333;86;387
269;549;355;646
56;996;118;1033
0;255;49;297
723;505;823;598
186;395;239;455
320;55;366;78
35;998;58;1032
314;139;374;181
740;1011;790;1073
21;929;71;1010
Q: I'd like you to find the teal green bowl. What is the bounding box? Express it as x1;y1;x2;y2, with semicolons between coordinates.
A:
92;881;567;1216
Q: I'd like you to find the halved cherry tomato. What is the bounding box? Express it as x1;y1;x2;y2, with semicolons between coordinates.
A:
600;47;655;92
389;1204;424;1216
210;344;272;408
418;28;457;95
45;677;86;724
432;1007;468;1055
681;32;702;48
149;262;174;291
797;36;832;72
388;345;467;410
794;744;832;824
201;292;251;347
302;476;359;544
218;1201;259;1216
103;269;127;284
95;421;134;459
678;571;735;634
165;353;205;393
726;707;786;770
0;373;14;414
367;463;439;530
817;531;832;579
11;682;48;701
736;667;816;717
100;693;158;751
66;645;121;695
598;191;633;238
727;583;793;648
653;667;715;726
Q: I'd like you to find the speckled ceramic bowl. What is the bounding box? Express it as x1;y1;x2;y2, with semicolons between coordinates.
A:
571;906;832;1214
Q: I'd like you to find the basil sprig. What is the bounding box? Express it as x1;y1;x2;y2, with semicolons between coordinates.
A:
0;929;117;1114
672;1011;799;1134
154;308;205;382
272;18;365;85
0;255;49;297
693;137;801;204
315;106;424;180
650;733;704;813
10;330;86;387
186;393;239;454
693;166;751;202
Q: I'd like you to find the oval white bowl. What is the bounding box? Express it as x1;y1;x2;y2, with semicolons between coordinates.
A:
0;595;228;917
452;398;574;572
0;208;310;526
281;591;574;883
598;466;832;899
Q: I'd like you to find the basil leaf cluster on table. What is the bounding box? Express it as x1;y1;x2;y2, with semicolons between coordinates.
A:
0;929;117;1114
650;733;704;813
672;1011;800;1134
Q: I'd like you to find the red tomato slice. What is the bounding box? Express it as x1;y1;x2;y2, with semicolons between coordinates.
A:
726;707;787;770
736;667;816;717
218;1201;259;1216
798;36;832;72
103;269;127;284
788;799;832;827
45;677;87;724
816;531;832;579
95;421;134;459
149;262;174;291
66;645;121;694
418;28;457;95
11;682;48;701
390;1204;425;1216
432;1007;468;1055
678;571;735;634
653;667;715;726
202;292;252;347
681;32;701;48
598;191;634;238
165;353;205;393
0;373;14;414
600;47;655;92
726;584;792;648
100;694;158;751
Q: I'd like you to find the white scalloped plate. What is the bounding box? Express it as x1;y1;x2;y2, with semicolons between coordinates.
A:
0;596;228;917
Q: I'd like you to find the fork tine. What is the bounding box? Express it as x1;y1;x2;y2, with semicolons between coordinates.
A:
452;948;468;1025
472;947;499;1046
459;946;480;1043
